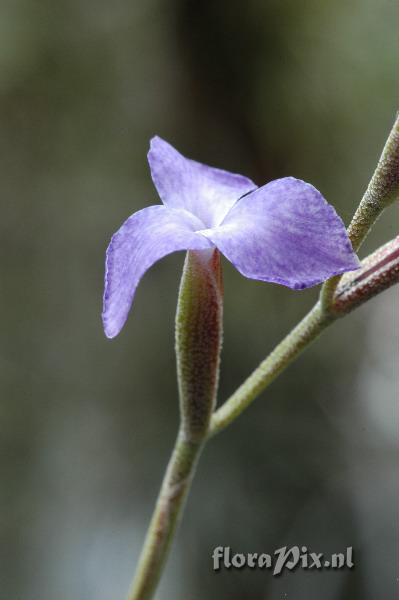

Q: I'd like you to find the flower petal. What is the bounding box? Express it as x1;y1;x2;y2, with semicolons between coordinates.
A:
200;177;360;289
102;205;212;338
148;136;256;228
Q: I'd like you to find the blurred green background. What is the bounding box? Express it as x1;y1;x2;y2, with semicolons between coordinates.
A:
1;1;399;598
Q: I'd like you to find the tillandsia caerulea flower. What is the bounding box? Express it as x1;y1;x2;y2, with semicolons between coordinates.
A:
102;137;360;338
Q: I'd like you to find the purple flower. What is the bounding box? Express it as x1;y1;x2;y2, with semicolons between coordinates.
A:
102;137;359;338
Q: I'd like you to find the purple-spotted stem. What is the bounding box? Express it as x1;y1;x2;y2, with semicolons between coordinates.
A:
333;235;399;315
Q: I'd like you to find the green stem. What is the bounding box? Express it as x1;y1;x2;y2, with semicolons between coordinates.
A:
127;429;203;600
321;113;399;310
210;302;333;436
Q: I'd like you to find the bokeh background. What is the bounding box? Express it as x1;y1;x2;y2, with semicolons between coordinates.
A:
1;1;399;598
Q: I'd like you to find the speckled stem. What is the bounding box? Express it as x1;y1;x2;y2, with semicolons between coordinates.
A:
333;235;399;315
321;113;399;310
127;249;223;600
176;249;223;441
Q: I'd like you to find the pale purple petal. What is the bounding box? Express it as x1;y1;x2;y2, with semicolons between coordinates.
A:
148;136;256;228
102;205;212;338
200;177;360;289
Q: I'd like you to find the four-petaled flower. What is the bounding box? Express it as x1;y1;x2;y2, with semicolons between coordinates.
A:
102;137;359;338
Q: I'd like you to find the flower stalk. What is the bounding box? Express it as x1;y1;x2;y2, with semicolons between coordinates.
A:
176;249;223;441
128;250;223;600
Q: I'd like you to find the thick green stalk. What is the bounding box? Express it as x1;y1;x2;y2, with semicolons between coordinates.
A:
128;250;223;600
176;249;223;441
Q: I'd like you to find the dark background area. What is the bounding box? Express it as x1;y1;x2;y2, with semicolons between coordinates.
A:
1;1;399;598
